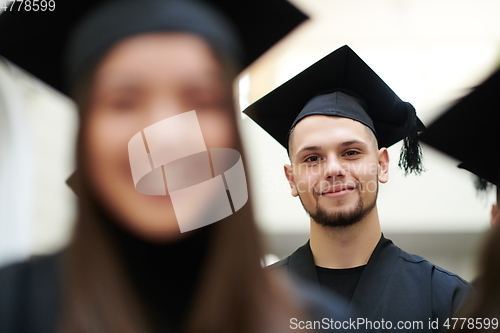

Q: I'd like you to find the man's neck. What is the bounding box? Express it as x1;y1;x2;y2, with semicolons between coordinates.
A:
309;206;382;269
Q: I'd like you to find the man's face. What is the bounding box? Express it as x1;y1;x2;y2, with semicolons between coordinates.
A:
284;115;389;228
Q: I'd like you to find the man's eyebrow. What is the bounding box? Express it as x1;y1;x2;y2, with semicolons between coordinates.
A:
296;145;322;155
295;140;368;156
339;140;368;148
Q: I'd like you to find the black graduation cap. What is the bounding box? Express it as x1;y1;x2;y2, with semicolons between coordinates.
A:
0;0;307;95
419;68;500;187
243;45;426;175
460;162;497;192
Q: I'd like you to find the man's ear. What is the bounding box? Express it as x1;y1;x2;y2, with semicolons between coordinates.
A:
378;148;389;184
284;164;299;197
491;204;500;228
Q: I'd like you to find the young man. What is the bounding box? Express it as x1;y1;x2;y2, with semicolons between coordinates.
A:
245;45;470;332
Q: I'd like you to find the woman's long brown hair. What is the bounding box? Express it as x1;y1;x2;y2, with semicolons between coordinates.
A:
59;58;305;333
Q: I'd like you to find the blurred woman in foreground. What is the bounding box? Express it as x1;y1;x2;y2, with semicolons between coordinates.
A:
0;0;346;332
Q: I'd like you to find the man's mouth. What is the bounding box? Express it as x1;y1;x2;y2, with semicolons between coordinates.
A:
320;185;356;197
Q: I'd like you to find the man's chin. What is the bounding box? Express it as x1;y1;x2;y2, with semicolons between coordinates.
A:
310;198;375;229
312;212;361;229
316;202;358;216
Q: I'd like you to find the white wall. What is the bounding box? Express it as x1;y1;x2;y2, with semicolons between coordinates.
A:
0;60;77;267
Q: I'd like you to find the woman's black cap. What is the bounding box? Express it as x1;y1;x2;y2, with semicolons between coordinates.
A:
0;0;307;94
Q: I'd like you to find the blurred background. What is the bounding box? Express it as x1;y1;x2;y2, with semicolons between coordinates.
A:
1;0;499;280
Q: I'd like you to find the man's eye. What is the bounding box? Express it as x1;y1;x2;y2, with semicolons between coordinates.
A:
305;156;321;162
344;150;360;157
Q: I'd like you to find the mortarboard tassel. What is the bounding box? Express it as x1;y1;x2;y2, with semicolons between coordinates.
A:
398;103;424;176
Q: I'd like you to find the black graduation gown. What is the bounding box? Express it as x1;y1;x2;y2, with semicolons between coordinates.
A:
268;235;472;332
0;252;351;333
0;253;62;333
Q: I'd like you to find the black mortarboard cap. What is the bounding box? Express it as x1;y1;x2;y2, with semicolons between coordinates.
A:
460;162;496;192
419;69;500;187
0;0;306;94
243;45;426;175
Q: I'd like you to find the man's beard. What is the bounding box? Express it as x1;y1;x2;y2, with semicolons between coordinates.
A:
304;187;378;229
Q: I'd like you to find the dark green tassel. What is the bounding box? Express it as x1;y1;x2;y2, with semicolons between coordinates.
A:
398;102;424;176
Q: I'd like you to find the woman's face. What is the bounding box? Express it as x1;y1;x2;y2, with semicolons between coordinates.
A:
83;33;237;241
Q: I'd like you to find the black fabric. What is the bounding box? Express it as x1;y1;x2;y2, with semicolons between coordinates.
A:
0;254;62;333
0;229;210;333
316;264;365;305
0;207;212;333
0;251;353;333
292;91;376;135
65;0;242;93
110;223;212;332
287;277;351;332
419;69;500;187
93;201;213;332
268;235;472;333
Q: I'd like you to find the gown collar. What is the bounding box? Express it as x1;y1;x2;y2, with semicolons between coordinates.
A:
287;234;400;318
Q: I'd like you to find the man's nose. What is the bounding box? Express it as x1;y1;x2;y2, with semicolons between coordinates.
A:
323;154;347;179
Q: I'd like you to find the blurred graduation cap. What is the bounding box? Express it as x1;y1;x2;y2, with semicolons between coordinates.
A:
0;0;306;191
419;68;500;188
243;45;426;175
0;0;307;95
